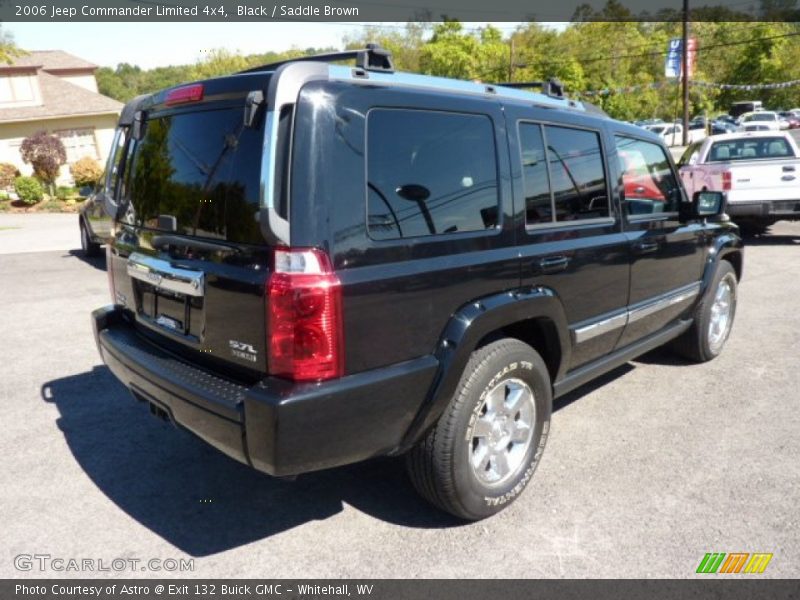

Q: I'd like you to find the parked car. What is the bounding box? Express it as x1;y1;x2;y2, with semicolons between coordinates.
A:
739;111;782;132
646;122;705;146
92;46;743;520
634;118;664;128
711;121;737;135
715;114;738;127
778;111;800;129
678;131;800;234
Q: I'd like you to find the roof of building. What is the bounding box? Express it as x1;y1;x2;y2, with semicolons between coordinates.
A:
0;70;122;123
2;50;97;71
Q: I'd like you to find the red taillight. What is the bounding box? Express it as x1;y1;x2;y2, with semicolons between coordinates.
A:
165;84;204;106
106;245;115;303
722;171;732;191
267;248;344;382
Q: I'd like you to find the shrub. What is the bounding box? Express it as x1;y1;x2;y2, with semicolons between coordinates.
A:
20;131;66;193
70;156;103;188
14;176;44;205
0;163;19;190
56;185;78;200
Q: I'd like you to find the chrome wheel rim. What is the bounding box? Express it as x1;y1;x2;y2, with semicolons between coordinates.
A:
468;377;535;486
708;277;734;354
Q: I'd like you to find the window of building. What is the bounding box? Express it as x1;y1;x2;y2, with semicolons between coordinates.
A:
0;74;37;104
367;109;499;240
56;128;99;163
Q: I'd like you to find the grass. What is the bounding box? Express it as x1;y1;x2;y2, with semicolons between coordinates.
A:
0;226;20;230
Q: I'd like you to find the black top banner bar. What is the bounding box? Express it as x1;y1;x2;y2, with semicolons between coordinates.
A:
3;0;800;22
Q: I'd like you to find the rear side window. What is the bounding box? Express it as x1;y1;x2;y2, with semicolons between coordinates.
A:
615;136;682;216
544;125;609;222
367;109;499;240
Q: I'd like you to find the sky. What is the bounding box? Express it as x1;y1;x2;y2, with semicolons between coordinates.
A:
5;22;545;70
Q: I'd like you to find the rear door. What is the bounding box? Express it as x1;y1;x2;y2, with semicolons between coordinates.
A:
108;74;275;378
508;107;630;370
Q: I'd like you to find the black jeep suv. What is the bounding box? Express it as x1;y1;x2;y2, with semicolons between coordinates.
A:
92;47;742;520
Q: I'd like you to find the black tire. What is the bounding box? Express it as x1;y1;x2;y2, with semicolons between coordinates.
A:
672;261;738;362
80;220;101;257
406;338;552;520
737;219;770;237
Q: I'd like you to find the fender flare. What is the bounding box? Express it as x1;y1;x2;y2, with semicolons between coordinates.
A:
398;286;570;451
701;229;743;295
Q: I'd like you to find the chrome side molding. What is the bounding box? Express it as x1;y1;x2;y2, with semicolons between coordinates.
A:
127;252;205;297
573;281;701;344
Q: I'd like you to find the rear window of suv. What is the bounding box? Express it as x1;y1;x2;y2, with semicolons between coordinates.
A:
121;107;264;245
366;109;499;240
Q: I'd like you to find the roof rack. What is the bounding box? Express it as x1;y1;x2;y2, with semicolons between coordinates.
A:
240;43;394;75
494;79;565;99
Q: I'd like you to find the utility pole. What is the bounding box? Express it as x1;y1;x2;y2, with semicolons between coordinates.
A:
682;0;690;146
508;38;515;82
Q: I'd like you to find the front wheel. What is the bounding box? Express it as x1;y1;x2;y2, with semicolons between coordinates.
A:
672;261;738;362
406;339;552;520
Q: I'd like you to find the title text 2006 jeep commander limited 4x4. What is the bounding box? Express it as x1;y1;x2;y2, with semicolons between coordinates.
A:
92;46;743;520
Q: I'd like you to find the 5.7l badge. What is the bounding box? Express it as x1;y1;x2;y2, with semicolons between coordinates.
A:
229;340;258;362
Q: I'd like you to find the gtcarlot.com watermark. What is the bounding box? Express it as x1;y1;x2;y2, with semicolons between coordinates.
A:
14;553;194;573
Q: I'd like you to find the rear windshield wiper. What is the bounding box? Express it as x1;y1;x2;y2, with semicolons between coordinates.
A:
152;234;241;255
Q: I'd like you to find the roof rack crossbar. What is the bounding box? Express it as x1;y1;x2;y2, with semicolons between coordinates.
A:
240;43;394;74
494;78;565;99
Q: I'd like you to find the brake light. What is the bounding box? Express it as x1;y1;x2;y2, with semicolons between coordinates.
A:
267;248;344;382
165;84;204;106
106;245;115;303
722;171;732;191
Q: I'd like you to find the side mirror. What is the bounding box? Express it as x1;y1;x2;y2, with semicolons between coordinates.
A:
681;190;727;221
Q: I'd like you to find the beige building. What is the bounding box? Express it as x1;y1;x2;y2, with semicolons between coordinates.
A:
0;50;123;185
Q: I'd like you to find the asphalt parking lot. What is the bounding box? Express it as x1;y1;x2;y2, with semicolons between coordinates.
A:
1;214;798;579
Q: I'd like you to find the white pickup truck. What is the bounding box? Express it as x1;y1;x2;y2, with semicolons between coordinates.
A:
678;131;800;232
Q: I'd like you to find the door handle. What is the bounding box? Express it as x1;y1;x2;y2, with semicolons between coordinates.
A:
633;240;659;254
783;165;795;172
782;175;796;181
536;255;570;274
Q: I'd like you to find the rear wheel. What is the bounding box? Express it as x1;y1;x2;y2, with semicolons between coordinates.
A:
672;261;738;362
406;338;552;520
80;220;101;257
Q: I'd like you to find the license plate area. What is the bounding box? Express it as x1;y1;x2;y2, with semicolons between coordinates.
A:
137;284;205;340
127;253;206;342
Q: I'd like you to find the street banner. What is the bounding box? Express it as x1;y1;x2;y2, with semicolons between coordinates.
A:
665;38;682;78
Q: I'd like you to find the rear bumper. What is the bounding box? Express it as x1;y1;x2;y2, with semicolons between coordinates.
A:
92;305;438;476
727;199;800;218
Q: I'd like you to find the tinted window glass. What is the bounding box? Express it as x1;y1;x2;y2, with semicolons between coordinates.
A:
367;109;499;240
519;123;553;225
615;136;681;215
708;137;794;162
544;125;609;222
123;107;264;244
